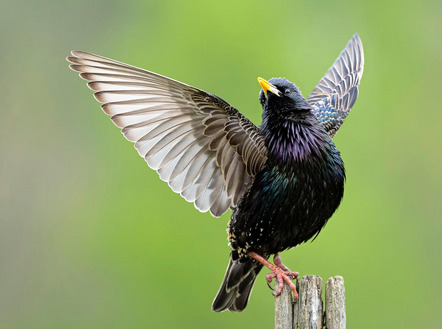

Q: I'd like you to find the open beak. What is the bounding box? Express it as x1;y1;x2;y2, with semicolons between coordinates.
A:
258;77;280;98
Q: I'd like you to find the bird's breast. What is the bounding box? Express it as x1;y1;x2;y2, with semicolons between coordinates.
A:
228;117;345;258
265;118;330;166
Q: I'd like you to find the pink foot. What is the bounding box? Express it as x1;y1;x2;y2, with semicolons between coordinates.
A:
248;251;299;299
274;253;299;279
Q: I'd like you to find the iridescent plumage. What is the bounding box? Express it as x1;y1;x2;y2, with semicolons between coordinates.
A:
67;33;364;313
213;78;346;311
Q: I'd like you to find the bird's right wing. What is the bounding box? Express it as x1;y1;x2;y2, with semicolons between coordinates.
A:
308;34;364;137
67;51;268;217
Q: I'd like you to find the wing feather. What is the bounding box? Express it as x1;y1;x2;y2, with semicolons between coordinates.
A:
68;52;268;217
308;34;364;137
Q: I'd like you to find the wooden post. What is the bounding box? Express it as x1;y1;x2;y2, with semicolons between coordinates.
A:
274;279;294;329
299;276;323;329
274;275;346;329
325;276;346;329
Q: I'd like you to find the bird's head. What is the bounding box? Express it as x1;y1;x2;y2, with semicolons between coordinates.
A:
258;77;311;115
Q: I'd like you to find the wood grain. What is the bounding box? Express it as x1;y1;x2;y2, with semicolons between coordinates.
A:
325;276;346;329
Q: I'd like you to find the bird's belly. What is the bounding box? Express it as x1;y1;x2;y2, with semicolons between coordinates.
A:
228;164;344;259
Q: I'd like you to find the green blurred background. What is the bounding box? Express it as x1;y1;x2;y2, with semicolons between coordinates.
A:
1;0;441;328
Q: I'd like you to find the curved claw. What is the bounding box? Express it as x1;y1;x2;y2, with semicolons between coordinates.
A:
269;266;298;298
266;272;276;290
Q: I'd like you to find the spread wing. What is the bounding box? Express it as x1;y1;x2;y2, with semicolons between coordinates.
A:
308;33;364;137
67;52;268;217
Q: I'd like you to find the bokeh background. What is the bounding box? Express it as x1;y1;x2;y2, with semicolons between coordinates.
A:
1;0;441;328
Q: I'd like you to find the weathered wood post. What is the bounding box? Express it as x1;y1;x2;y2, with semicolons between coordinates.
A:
274;275;346;329
274;278;298;329
325;276;346;329
299;276;323;329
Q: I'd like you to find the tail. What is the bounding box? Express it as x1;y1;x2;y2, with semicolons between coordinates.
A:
212;256;263;312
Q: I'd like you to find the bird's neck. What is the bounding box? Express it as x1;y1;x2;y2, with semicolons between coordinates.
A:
262;111;330;164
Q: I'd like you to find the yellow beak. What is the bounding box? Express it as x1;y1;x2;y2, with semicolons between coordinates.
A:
258;77;280;97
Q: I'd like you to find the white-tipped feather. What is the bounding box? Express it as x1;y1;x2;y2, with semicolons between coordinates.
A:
82;73;150;83
135;133;165;158
95;91;166;103
169;142;208;182
122;114;195;142
112;111;169;128
89;81;159;92
180;155;215;202
140;123;196;155
103;99;188;115
157;153;183;181
146;140;182;171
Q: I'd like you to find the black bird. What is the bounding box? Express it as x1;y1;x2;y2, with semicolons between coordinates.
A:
67;34;364;312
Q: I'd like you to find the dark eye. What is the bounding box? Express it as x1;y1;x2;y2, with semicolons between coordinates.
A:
284;89;291;96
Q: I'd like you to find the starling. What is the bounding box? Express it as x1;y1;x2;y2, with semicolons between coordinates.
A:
67;34;364;312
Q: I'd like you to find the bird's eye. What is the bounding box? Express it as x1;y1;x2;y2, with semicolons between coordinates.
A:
284;89;291;96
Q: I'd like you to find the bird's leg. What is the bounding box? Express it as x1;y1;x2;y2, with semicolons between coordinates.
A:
247;251;298;299
273;253;299;278
265;253;299;292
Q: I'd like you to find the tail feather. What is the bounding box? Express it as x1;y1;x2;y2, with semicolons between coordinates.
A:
212;257;262;312
227;271;258;311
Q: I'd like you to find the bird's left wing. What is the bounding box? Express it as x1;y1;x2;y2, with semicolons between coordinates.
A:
308;33;364;137
67;51;268;217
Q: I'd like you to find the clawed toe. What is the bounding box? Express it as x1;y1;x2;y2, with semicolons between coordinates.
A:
266;272;276;290
266;272;276;283
269;267;298;298
265;268;298;298
247;251;299;299
287;271;299;279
